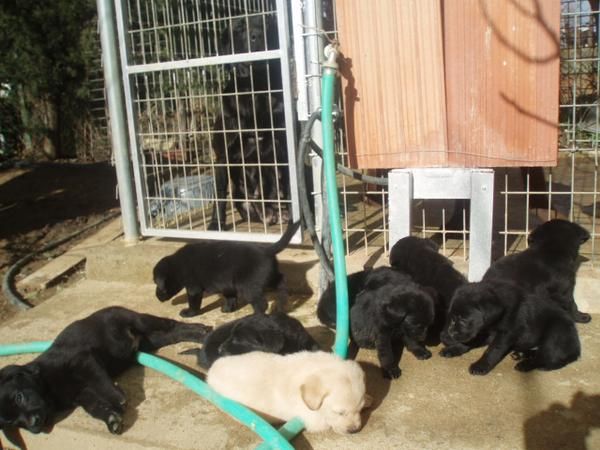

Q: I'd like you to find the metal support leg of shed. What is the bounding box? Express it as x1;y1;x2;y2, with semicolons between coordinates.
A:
388;168;494;282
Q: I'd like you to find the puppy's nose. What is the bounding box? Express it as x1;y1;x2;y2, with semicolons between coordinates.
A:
29;414;40;428
347;425;361;434
346;417;364;434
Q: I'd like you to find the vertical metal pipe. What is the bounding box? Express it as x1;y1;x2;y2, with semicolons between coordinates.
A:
304;0;324;231
275;0;302;240
304;0;324;122
97;0;140;242
388;169;413;246
303;0;330;293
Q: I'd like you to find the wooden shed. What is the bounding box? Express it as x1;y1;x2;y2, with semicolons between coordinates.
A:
336;0;561;169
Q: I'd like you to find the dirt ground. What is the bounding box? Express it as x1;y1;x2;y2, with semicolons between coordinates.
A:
0;161;120;323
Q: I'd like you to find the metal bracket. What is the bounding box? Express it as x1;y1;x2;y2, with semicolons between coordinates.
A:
388;168;495;281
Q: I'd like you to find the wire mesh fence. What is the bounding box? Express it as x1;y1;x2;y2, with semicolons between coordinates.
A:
295;0;600;271
116;0;298;240
116;0;600;267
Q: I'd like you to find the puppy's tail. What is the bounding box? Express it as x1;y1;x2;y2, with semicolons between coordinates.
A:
268;220;301;255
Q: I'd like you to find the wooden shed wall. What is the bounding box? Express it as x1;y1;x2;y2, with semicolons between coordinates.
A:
336;0;561;169
337;0;448;168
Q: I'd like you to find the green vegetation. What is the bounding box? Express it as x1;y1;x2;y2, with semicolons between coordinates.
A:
0;0;100;160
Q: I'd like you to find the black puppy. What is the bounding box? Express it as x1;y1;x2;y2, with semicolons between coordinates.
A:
441;281;580;375
316;269;371;329
210;14;287;230
482;219;591;323
153;220;300;317
187;312;320;369
317;266;435;328
389;236;467;344
389;236;467;305
348;268;436;379
0;307;211;434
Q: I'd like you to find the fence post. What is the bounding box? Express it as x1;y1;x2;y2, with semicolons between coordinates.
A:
96;0;140;242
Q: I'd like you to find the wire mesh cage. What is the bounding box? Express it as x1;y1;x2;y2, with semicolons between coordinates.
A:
114;0;600;269
294;0;600;272
502;0;600;266
115;0;298;240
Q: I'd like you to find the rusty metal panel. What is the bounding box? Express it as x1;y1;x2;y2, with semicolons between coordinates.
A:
444;0;561;167
336;0;448;169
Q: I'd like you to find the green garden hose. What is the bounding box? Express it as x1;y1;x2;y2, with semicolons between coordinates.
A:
0;43;349;450
0;340;297;450
321;44;350;358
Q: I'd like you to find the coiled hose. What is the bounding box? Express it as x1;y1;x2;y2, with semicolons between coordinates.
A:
2;211;121;310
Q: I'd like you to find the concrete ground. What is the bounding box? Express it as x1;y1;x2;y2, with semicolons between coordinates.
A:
0;237;599;450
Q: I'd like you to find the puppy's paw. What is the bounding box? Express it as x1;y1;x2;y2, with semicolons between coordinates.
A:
574;311;592;324
511;349;535;361
113;383;127;406
221;298;237;313
469;361;492;376
510;351;524;361
382;366;401;379
412;348;432;360
180;308;200;318
440;345;466;358
514;360;537;372
106;412;124;435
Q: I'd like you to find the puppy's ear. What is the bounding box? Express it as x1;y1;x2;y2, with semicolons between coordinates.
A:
0;364;17;381
300;374;328;411
0;364;28;381
385;301;407;322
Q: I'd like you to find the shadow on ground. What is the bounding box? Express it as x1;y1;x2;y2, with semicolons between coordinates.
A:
0;163;118;242
524;391;600;450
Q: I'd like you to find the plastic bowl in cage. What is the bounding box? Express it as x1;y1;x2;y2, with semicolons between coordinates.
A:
149;174;215;220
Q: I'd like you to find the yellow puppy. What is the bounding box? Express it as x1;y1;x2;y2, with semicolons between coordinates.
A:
207;351;372;433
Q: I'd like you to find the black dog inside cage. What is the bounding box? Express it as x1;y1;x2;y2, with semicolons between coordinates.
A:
130;1;292;232
209;12;289;230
